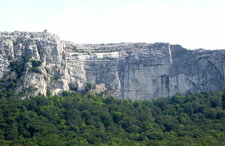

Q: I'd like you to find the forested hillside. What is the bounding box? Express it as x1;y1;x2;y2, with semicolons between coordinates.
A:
0;91;225;145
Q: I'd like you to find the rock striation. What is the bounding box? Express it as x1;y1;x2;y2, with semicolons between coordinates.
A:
1;31;225;100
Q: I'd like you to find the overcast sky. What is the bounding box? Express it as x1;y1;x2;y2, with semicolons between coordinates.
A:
0;0;225;49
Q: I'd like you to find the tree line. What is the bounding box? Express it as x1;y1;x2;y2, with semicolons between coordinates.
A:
0;90;225;145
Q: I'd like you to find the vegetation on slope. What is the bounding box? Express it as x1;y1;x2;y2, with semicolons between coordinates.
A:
0;91;225;145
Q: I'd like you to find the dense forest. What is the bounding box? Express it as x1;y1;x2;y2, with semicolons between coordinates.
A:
0;90;225;146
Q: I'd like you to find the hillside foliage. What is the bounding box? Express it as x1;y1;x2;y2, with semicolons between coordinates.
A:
0;91;225;145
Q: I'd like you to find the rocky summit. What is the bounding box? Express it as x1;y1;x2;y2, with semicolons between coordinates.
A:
0;31;225;100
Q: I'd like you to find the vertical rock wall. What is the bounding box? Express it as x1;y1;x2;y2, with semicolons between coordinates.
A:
1;31;225;100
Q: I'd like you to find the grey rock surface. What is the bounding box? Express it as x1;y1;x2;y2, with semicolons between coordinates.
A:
1;31;225;100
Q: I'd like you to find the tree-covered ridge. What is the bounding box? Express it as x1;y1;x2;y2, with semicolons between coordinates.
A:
0;91;225;146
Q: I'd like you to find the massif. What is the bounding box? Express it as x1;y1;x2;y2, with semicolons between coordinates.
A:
1;31;225;100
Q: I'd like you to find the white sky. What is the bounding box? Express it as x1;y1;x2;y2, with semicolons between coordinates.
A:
0;0;225;49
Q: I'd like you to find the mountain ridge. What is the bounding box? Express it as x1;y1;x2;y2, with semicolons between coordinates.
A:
1;31;225;100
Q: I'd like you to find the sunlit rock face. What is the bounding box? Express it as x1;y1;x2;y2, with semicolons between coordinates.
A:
0;31;69;97
1;31;225;100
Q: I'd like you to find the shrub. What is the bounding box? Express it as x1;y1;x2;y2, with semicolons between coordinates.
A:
30;67;42;74
31;60;42;67
9;60;24;77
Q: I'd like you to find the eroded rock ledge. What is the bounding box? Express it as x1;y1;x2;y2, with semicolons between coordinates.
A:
1;31;225;100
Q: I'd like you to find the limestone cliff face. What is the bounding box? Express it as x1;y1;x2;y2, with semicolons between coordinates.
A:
0;31;69;97
1;31;225;100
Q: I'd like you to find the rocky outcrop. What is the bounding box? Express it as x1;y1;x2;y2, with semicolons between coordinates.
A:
0;31;69;98
1;31;225;100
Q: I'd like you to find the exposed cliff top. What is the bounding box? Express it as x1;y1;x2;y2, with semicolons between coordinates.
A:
1;31;218;56
1;31;222;53
0;31;187;53
0;31;61;43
